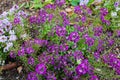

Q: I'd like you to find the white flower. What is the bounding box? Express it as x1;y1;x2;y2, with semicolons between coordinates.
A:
9;4;19;14
2;19;9;24
5;25;13;32
79;0;89;5
21;33;27;39
95;68;101;71
111;12;117;17
3;46;9;52
0;29;5;35
9;35;17;41
6;42;13;48
2;11;8;17
3;42;13;52
9;30;15;35
116;7;120;11
0;36;7;43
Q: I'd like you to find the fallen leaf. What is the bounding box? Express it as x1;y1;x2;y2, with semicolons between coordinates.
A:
17;66;23;74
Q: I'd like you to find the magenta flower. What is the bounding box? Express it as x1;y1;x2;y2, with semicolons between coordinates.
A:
56;26;66;37
90;75;99;80
55;0;65;6
108;39;114;46
18;48;25;56
27;72;38;80
75;59;91;75
93;26;103;36
68;32;80;43
14;17;21;24
26;47;34;54
81;16;86;23
28;57;35;65
85;37;94;46
10;51;16;58
48;14;54;21
100;8;108;16
29;16;37;24
94;52;100;60
59;43;69;52
74;6;82;14
74;50;84;60
35;63;47;75
44;4;56;9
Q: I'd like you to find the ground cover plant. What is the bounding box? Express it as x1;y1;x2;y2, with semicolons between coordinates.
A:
0;0;120;80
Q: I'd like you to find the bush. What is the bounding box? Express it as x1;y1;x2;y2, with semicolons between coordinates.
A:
0;0;120;80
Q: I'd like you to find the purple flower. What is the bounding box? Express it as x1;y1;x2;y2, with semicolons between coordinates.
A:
81;16;86;23
87;8;92;15
97;39;104;52
94;52;100;60
117;30;120;37
114;2;119;7
59;43;69;52
27;72;38;80
63;18;70;26
55;0;65;6
100;8;108;16
28;57;34;65
44;4;56;9
74;24;85;32
35;63;47;75
74;6;82;14
68;32;80;43
26;47;34;54
38;9;47;24
9;51;16;58
74;50;84;60
47;44;59;54
102;53;120;75
56;26;66;37
60;12;67;18
105;20;111;26
82;33;89;39
90;75;99;80
48;14;54;21
93;26;103;36
34;39;48;46
18;47;25;56
85;36;94;46
29;16;37;24
14;17;21;24
46;71;57;80
107;31;113;37
100;15;106;23
75;59;91;75
108;39;114;46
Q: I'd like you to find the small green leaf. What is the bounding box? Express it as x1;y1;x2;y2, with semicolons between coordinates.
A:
71;1;78;6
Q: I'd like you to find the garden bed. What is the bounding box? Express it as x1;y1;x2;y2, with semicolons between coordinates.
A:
0;0;120;80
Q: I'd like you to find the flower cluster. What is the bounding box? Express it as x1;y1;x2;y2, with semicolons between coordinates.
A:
100;8;110;25
103;53;120;75
3;1;120;80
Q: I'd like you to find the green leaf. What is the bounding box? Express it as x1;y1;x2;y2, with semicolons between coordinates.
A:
34;3;43;9
87;0;94;6
71;1;78;6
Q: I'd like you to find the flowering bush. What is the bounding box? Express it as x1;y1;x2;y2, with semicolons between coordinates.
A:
0;0;120;80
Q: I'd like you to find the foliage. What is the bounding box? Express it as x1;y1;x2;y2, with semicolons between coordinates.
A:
0;0;120;80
